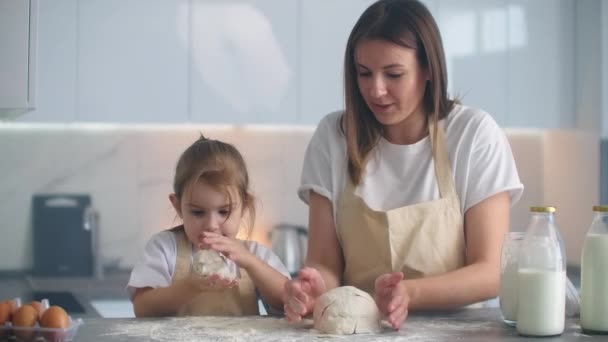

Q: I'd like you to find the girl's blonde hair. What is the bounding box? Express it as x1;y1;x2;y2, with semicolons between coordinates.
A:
173;135;256;236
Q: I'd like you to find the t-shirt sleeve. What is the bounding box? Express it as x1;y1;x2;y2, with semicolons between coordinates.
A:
126;231;176;301
298;114;336;204
464;116;524;213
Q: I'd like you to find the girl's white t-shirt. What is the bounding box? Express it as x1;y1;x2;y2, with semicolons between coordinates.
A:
299;104;524;220
127;230;290;300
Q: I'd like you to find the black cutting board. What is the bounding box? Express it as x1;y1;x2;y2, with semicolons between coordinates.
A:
31;194;94;277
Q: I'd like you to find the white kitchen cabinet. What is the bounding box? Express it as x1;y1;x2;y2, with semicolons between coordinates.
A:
77;0;189;123
0;0;38;118
299;0;376;125
189;0;298;124
507;0;575;128
438;0;509;125
18;0;79;122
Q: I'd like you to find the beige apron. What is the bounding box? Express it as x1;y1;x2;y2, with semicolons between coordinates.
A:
336;122;466;295
171;227;259;316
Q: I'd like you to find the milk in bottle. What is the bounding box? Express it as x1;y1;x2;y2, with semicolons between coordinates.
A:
580;205;608;333
517;206;565;337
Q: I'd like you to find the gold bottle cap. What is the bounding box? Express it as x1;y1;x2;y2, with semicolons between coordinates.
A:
530;206;556;213
592;205;608;212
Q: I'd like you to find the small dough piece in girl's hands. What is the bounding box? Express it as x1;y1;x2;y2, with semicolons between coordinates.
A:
313;286;381;334
192;249;236;280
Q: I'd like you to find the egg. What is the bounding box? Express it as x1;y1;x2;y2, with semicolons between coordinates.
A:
11;305;38;327
40;306;70;329
0;303;9;339
29;301;44;319
11;304;38;341
0;302;11;325
3;300;16;314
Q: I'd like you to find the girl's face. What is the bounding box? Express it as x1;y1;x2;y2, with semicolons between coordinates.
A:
170;180;243;246
355;38;429;141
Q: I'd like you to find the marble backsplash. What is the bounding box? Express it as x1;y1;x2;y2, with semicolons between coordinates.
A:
0;123;314;271
0;123;600;271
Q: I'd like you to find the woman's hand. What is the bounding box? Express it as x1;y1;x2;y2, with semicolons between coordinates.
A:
284;267;327;323
202;231;255;268
374;272;409;330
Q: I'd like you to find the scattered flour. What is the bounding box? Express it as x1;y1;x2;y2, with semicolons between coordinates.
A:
100;316;499;341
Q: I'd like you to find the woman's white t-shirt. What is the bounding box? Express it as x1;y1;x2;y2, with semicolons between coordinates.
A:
298;105;524;219
127;230;290;300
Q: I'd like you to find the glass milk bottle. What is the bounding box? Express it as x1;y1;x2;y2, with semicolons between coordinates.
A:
517;206;566;337
499;232;525;326
580;205;608;333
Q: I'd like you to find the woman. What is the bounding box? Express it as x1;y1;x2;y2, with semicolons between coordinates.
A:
284;0;523;330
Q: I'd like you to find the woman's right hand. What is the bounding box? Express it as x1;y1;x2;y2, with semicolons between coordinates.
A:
284;267;327;323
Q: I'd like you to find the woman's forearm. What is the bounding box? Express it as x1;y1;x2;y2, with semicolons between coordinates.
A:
307;261;341;291
405;261;500;310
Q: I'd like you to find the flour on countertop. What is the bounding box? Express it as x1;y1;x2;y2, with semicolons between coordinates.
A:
101;316;498;342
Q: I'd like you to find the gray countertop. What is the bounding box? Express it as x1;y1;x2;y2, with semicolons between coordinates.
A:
73;308;601;341
0;270;133;318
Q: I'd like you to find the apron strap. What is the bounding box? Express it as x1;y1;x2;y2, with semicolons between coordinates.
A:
429;121;457;199
173;226;192;280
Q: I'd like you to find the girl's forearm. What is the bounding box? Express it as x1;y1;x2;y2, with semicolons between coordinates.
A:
133;279;197;317
244;257;289;311
405;261;500;310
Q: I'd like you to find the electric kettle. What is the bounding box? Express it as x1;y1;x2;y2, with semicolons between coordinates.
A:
270;223;308;278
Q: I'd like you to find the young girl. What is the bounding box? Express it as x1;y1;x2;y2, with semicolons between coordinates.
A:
128;135;290;317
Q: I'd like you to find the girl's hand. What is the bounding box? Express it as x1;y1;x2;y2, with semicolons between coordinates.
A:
374;272;409;330
189;273;239;291
284;267;326;323
202;232;255;268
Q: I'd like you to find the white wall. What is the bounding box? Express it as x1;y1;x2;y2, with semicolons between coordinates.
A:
575;0;603;134
603;0;608;138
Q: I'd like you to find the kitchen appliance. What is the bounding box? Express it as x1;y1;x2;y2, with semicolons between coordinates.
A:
270;223;307;278
27;291;86;314
31;194;100;277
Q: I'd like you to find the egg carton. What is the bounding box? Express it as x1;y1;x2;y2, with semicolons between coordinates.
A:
0;298;83;342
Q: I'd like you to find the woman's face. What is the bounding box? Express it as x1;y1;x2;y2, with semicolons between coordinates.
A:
170;180;243;246
355;39;429;137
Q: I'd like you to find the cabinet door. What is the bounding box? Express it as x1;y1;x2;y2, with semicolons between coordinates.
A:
0;0;37;114
299;0;436;125
438;0;509;125
299;0;376;125
20;0;78;122
507;0;575;128
77;0;189;122
189;0;298;124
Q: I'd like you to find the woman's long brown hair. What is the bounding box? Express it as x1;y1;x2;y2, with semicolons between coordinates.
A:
343;0;455;185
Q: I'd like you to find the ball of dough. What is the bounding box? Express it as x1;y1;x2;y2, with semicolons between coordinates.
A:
191;249;235;279
313;286;381;334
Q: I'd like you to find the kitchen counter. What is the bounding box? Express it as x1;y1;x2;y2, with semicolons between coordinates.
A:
0;270;133;318
74;308;599;341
